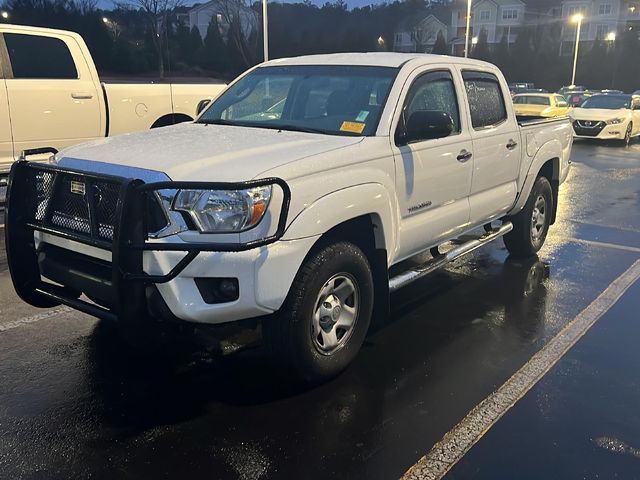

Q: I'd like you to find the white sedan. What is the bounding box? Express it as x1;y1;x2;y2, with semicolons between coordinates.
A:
570;94;640;145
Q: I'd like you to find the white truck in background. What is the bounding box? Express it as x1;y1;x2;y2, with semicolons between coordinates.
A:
0;24;226;191
5;53;572;383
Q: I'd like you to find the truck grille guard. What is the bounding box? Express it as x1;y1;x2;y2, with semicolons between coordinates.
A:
5;160;291;322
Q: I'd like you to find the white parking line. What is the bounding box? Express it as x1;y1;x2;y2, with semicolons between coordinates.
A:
402;258;640;480
0;307;72;333
568;237;640;253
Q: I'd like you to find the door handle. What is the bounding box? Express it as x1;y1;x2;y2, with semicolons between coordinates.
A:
71;92;93;99
506;139;518;150
457;150;472;162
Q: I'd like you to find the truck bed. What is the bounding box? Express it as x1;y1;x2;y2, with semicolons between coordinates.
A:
517;115;571;127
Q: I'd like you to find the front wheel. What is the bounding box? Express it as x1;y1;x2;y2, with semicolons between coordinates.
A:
504;176;554;257
623;123;632;146
263;241;374;383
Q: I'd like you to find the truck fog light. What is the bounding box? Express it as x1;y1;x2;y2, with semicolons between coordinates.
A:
195;278;239;304
218;279;238;299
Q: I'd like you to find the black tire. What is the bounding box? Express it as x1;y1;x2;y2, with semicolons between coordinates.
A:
504;176;553;257
263;241;374;383
623;123;632;146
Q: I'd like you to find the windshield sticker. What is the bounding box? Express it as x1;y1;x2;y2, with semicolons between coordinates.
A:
356;110;370;122
340;121;366;134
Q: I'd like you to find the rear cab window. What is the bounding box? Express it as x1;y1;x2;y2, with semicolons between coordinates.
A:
462;71;507;129
4;33;78;79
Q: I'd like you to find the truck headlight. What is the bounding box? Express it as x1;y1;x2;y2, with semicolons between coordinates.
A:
606;118;624;125
172;186;272;232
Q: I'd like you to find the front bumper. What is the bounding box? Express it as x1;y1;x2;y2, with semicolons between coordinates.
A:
572;120;626;139
5;160;298;325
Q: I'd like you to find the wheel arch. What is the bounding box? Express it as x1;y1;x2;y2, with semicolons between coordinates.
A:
509;140;562;224
282;183;397;325
298;214;390;329
150;113;194;129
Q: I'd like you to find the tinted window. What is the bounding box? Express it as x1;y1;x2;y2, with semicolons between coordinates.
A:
4;33;78;79
400;70;461;136
463;71;507;128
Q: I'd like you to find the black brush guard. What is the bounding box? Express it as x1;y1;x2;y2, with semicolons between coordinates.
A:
5;160;291;323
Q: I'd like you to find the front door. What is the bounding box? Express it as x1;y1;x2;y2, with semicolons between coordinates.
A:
1;31;101;156
391;67;473;261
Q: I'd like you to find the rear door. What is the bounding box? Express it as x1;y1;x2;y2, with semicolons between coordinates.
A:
390;66;473;260
459;69;521;223
1;30;102;155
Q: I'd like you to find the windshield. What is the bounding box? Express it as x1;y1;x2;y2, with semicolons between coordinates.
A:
580;95;631;110
513;95;550;105
198;65;398;136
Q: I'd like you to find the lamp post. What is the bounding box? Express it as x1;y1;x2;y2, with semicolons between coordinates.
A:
464;0;472;57
570;13;584;87
262;0;269;62
1;11;9;20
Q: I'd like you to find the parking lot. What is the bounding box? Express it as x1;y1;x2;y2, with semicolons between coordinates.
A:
1;139;639;479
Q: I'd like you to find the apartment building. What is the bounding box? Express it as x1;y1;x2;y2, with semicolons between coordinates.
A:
560;0;640;54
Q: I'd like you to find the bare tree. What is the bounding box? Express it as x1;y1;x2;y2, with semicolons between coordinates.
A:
115;0;184;78
216;0;259;68
74;0;99;15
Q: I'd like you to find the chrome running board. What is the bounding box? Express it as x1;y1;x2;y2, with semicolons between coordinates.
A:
388;222;513;293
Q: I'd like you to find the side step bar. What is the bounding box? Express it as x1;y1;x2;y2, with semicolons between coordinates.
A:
388;222;513;293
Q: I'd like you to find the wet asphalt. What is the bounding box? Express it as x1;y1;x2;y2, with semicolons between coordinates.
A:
1;139;639;479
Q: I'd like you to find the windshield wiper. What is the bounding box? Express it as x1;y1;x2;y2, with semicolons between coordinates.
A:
197;119;333;135
263;124;332;135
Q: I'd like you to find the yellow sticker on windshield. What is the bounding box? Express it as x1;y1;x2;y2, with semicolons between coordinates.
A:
340;121;366;134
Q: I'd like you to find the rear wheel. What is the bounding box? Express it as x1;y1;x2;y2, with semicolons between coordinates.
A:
504;176;553;257
263;241;374;383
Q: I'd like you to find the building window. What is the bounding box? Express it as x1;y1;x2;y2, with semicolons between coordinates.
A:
479;10;490;20
596;23;609;38
502;9;518;19
599;3;612;14
567;6;587;16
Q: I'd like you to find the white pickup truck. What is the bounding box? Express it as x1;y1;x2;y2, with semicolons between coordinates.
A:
5;53;572;382
0;24;225;186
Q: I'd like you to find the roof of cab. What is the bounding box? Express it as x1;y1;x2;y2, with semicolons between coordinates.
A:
263;52;494;69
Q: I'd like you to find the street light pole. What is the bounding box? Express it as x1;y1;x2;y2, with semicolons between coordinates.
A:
464;0;472;57
570;14;584;87
262;0;269;62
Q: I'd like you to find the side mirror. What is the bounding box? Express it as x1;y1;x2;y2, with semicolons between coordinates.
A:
398;110;454;145
196;99;211;115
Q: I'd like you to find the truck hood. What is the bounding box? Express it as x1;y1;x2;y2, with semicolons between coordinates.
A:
570;108;630;122
58;122;363;181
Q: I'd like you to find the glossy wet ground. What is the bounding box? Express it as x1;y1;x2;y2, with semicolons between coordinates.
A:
1;139;639;479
